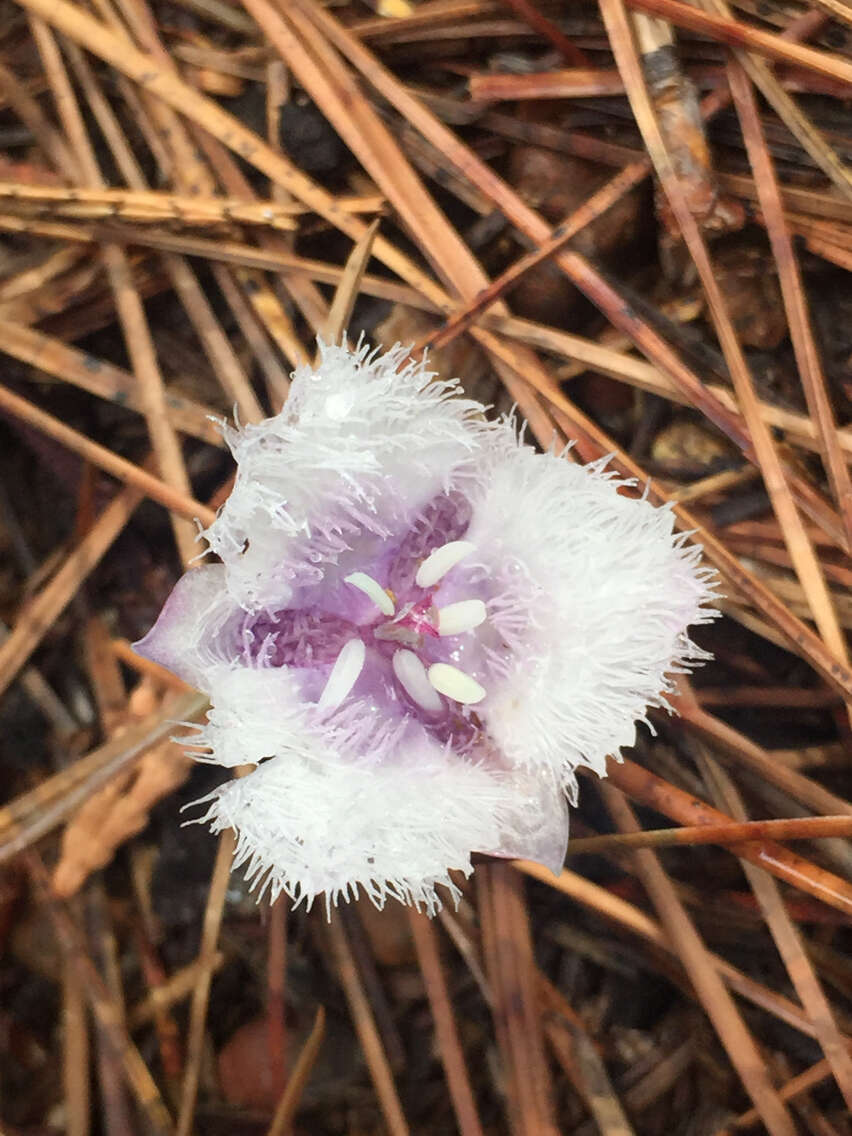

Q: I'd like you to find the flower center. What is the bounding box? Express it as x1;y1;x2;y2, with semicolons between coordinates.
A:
237;492;488;730
314;539;487;715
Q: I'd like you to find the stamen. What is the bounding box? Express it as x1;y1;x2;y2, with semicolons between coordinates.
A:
436;599;487;636
345;571;394;615
317;638;365;711
427;663;486;705
415;540;475;588
392;649;444;713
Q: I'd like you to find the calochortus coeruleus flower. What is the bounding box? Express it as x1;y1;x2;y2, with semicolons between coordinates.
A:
135;341;717;914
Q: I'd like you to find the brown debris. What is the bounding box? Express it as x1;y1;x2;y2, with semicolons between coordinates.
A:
631;12;744;237
505;145;645;325
0;0;851;1133
712;241;788;350
51;681;194;899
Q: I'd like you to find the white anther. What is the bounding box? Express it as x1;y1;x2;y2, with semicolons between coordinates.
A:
436;599;487;636
345;571;394;615
317;638;365;712
392;649;444;713
427;663;486;705
415;540;475;588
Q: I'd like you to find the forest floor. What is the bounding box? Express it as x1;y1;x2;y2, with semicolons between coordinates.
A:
0;0;851;1132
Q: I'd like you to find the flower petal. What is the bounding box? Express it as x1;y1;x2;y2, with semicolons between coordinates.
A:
192;664;315;767
463;438;717;784
202;341;489;611
484;768;570;875
195;748;566;913
133;564;234;689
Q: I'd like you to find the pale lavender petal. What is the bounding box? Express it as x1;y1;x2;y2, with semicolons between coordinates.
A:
133;564;233;688
484;771;570;875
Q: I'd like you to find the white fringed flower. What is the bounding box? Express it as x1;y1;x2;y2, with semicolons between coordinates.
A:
136;340;717;914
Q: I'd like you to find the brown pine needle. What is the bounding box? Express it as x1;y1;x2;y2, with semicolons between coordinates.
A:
624;0;852;87
325;914;410;1136
0;382;215;525
409;912;486;1136
0;180;380;225
3;3;852;1132
25;853;176;1135
265;1006;326;1136
176;829;235;1136
727;61;852;548
566;815;852;855
601;784;797;1136
321;218;382;347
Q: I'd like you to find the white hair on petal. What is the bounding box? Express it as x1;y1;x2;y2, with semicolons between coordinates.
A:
465;430;718;786
133;339;719;915
201;340;493;612
187;664;314;768
188;668;407;776
192;748;567;916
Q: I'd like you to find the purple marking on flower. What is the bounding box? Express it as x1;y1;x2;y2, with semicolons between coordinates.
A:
387;491;472;596
240;608;355;668
134;340;718;915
